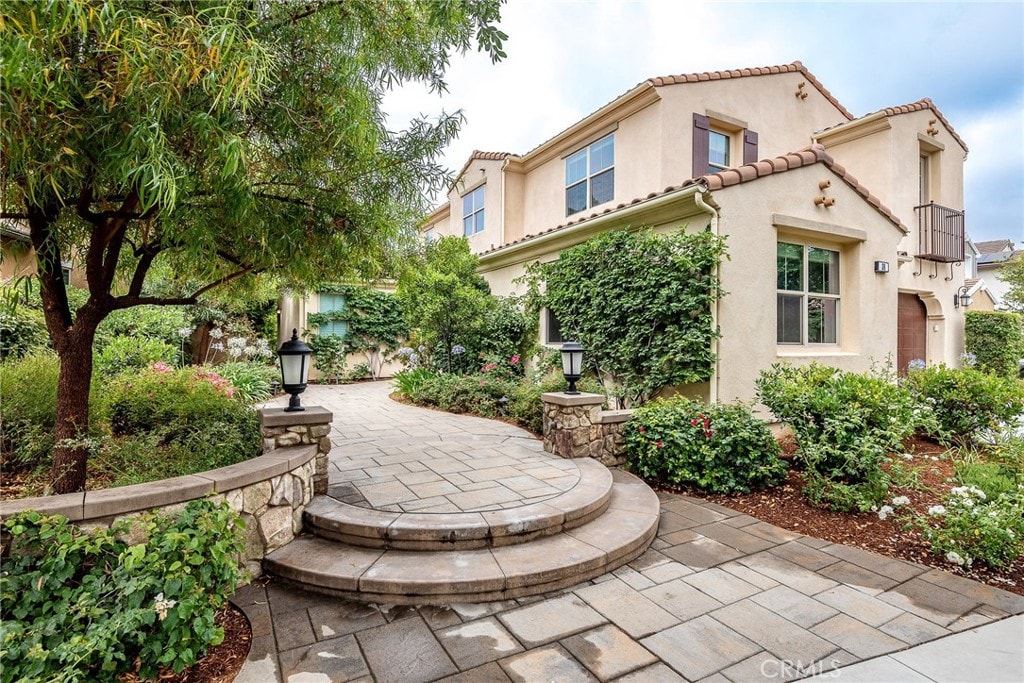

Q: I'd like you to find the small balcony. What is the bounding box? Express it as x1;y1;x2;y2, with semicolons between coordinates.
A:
915;202;965;263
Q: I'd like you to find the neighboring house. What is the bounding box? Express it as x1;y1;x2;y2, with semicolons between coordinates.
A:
423;62;973;405
961;237;999;311
1;219;83;287
975;239;1021;308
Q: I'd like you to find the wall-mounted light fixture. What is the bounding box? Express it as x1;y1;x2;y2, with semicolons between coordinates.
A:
953;285;972;309
874;261;890;274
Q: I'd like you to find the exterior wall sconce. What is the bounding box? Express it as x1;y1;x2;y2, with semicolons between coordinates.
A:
954;286;972;309
560;341;584;395
278;328;312;411
874;261;890;273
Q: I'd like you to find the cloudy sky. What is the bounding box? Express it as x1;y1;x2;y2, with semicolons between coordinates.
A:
385;1;1023;244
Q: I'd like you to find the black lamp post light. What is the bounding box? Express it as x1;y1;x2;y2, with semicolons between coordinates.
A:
277;328;312;412
954;285;972;309
560;341;584;395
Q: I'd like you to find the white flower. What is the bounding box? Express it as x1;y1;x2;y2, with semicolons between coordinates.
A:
153;592;178;620
177;327;191;338
211;342;225;352
962;498;974;508
900;453;914;460
945;551;965;566
989;511;999;518
891;496;910;507
877;505;894;520
209;327;224;339
928;505;946;516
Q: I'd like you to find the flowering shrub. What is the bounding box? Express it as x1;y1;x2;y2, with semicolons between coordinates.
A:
903;364;1024;444
626;397;785;494
0;499;243;681
912;485;1024;568
93;336;178;378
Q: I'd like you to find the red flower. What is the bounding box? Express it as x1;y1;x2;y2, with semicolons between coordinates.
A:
510;355;520;364
656;441;664;448
638;426;645;433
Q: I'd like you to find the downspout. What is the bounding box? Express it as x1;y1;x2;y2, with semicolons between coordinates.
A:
693;185;721;404
500;157;510;248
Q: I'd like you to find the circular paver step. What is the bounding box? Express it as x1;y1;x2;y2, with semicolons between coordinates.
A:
304;458;613;550
264;469;659;604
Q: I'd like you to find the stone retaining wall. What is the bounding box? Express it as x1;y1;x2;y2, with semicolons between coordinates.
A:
0;406;333;580
541;393;632;466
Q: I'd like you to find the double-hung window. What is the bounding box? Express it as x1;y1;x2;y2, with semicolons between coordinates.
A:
318;292;348;337
708;130;731;172
777;242;840;344
566;134;614;216
462;185;485;236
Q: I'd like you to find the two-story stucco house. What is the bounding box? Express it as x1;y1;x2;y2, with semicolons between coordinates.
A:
420;62;971;405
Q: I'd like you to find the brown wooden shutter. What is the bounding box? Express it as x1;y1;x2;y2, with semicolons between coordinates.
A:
743;130;759;164
692;113;710;177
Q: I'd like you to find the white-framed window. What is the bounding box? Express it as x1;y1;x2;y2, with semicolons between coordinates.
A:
462;185;485;236
566;134;614;216
708;129;731;172
777;241;840;344
318;292;348;337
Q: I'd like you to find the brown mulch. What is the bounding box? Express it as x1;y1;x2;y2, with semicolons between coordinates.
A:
661;436;1024;596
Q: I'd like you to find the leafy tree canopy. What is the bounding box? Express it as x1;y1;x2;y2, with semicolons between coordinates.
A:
527;228;727;407
1001;253;1024;314
0;0;506;492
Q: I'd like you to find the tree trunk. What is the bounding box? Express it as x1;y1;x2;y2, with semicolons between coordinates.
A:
50;326;97;494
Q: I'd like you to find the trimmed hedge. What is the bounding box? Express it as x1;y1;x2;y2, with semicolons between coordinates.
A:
965;310;1024;378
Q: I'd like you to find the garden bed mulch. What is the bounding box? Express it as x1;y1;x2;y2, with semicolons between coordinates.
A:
661;436;1024;597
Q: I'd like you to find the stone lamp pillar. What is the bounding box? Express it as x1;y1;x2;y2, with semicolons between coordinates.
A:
541;392;607;458
258;406;333;495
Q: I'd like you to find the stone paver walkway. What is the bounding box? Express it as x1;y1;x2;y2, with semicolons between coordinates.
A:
238;382;1024;682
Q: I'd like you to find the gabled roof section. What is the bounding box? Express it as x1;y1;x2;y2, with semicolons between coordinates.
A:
481;144;907;256
451;150;514;190
975;239;1015;255
818;98;968;153
649;61;855;120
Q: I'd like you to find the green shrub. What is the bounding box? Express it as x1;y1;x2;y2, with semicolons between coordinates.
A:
103;366;259;466
954;461;1019;499
757;363;917;482
0;353;60;467
0;499;244;682
93;336;178;378
97;305;192;351
393;367;437;397
965;311;1024;378
216;361;278;404
625;396;785;494
307;333;346;383
409;373;517;417
0;306;49;361
803;469;890;512
915;486;1024;568
904;364;1024;444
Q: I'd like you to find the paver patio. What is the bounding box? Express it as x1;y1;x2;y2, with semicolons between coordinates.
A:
238;382;1024;682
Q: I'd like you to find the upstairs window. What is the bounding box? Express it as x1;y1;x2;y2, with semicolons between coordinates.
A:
708;130;731;172
777;242;840;345
545;308;564;345
693;113;758;177
566;134;614;216
462;185;485;236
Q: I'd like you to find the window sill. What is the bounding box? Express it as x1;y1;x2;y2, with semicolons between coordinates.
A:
776;348;856;358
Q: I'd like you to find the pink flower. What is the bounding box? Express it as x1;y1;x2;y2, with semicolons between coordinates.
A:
510;355;520;364
150;361;172;374
656;441;664;448
483;362;497;372
638;426;645;433
480;379;487;386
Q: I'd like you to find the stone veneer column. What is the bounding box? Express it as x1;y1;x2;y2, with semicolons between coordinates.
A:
541;392;606;458
258;406;333;495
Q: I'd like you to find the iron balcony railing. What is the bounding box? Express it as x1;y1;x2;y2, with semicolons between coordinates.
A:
915;202;965;263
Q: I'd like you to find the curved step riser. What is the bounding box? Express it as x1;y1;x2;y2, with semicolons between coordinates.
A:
304;459;614;551
264;470;660;606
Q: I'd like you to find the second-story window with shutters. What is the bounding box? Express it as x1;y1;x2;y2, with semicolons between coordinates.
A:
462;185;485;237
693;113;758;177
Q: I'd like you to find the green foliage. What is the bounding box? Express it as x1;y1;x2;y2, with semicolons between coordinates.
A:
216;361;278;404
393;367;437;397
93;337;178;379
328;286;408;379
478;296;532;364
625;397;785;494
97;306;192;351
757;363;918;484
914;486;1024;568
0;306;49;361
955;461;1019;499
307;333;347;384
964;311;1024;378
1001;253;1024;314
397;237;492;373
0;499;244;682
0;353;60;467
527;228;727;406
903;365;1024;444
103;366;259;468
803;469;890;513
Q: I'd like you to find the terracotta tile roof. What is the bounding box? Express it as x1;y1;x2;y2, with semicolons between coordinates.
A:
450;150;515;190
819;98;969;153
480;144;906;256
974;239;1015;254
649;61;855;120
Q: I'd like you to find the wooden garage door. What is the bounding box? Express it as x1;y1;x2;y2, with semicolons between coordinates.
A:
897;293;927;374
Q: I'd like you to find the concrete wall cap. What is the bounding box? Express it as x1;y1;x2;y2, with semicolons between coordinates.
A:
541;392;606;407
599;409;634;424
259;406;333;428
0;491;85;521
